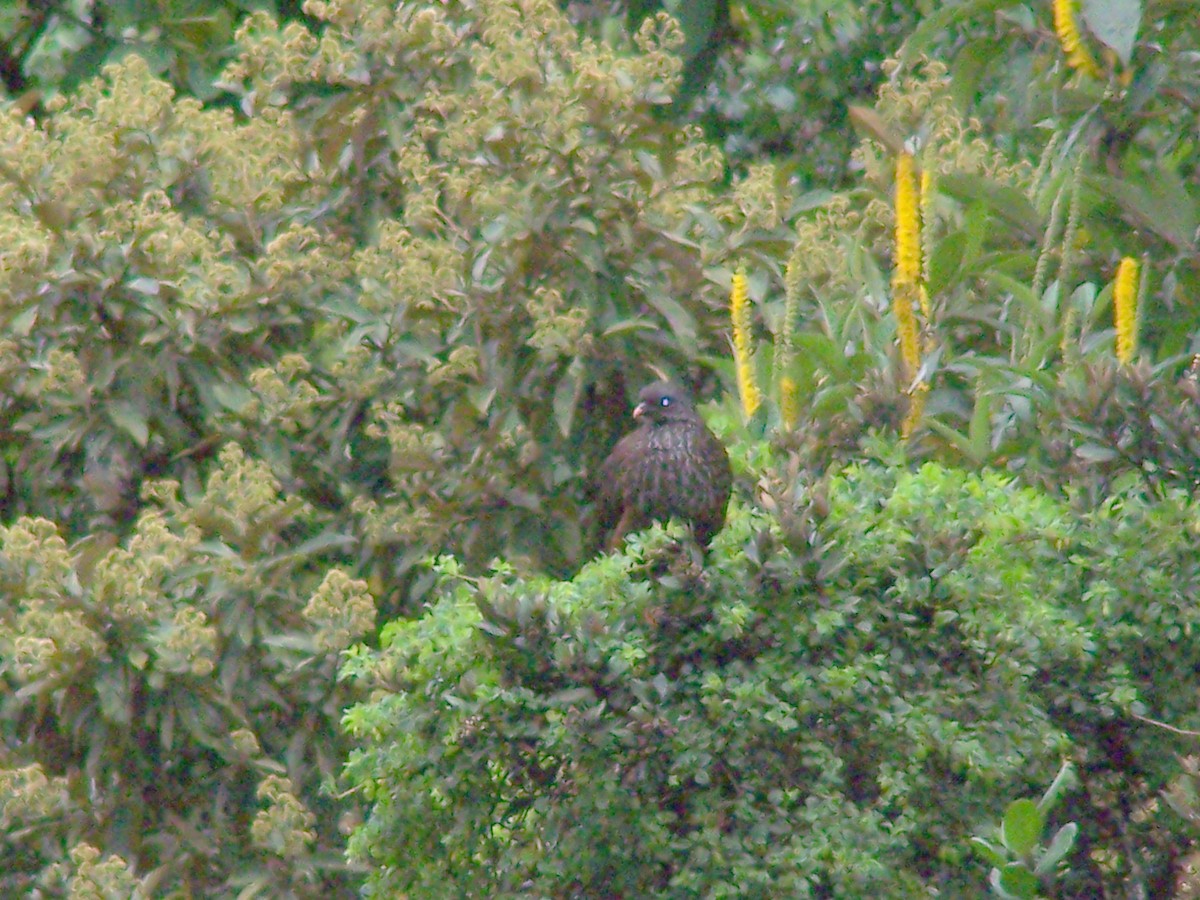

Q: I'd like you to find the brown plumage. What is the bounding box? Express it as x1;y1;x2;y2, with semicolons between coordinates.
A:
594;381;733;552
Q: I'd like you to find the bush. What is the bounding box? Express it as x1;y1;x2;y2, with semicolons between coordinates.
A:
0;0;783;581
342;455;1200;895
0;446;371;895
5;0;1200;894
0;1;775;891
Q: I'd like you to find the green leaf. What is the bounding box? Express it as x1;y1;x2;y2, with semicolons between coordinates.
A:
1001;798;1044;856
986;273;1051;333
927;419;986;467
644;290;698;351
997;862;1040;898
927;230;968;294
899;0;1012;66
969;836;1007;866
210;380;255;414
270;530;357;565
948;36;1011;111
790;189;837;215
939;174;1042;240
1035;822;1078;874
601;318;658;337
95;670;132;725
635;150;664;181
1037;760;1078;815
553;360;584;438
1092;170;1198;251
1074;443;1119;462
106;400;150;446
1082;0;1141;65
967;390;994;461
8;303;38;335
127;276;161;295
548;687;598;706
847;105;905;154
663;0;718;61
792;333;853;381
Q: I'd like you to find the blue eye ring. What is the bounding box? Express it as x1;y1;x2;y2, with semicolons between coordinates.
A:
660;396;671;406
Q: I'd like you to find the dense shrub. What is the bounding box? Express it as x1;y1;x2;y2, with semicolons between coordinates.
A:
342;456;1200;896
0;0;784;580
0;44;371;893
4;0;1200;895
1002;360;1200;503
0;1;772;891
0;446;372;895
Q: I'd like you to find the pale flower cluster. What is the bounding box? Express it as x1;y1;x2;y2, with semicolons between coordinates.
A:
251;775;318;858
40;843;146;899
248;354;323;434
186;443;313;547
302;568;377;651
0;764;69;828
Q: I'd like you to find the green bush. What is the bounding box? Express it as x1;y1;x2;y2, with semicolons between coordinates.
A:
342;456;1200;895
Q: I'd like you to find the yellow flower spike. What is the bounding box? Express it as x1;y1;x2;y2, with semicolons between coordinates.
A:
1113;256;1139;364
779;375;800;431
893;282;923;386
1053;0;1104;78
893;153;923;290
918;168;935;319
892;151;927;437
730;267;762;419
891;153;923;385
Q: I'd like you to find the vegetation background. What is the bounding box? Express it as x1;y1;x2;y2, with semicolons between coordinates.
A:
2;0;1199;896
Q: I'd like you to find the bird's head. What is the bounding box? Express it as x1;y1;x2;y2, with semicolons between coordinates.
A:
632;381;696;426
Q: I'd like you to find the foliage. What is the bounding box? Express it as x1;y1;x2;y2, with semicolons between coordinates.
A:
0;0;773;891
342;457;1200;896
972;762;1079;899
4;0;1200;895
0;0;780;584
0;0;271;104
0;50;350;536
0;446;372;895
990;359;1200;504
748;0;1200;492
0;38;373;892
661;0;921;185
215;0;787;579
890;0;1200;458
643;0;1017;190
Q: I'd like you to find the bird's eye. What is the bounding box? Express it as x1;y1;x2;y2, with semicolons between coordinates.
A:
660;396;671;407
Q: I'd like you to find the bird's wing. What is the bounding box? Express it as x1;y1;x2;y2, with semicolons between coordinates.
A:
592;432;639;550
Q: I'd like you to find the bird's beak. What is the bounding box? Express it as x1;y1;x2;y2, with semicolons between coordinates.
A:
632;402;648;420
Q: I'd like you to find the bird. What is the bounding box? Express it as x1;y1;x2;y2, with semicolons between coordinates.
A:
593;381;733;553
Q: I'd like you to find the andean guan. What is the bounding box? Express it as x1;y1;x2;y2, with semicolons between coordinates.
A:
593;381;733;553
